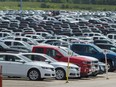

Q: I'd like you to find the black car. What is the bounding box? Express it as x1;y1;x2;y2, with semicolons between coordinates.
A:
94;39;114;45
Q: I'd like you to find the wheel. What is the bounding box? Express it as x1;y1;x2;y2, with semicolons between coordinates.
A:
28;69;41;81
102;60;114;72
107;61;114;72
55;68;66;80
91;73;98;77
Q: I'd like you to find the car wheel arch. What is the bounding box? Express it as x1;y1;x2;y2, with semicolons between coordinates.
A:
27;68;41;77
101;58;113;71
55;67;66;80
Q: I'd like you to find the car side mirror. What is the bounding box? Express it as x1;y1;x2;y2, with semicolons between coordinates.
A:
91;50;97;54
45;60;51;64
19;60;26;63
56;54;62;58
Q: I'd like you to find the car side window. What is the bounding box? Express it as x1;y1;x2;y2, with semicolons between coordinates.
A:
4;34;8;37
114;36;116;39
24;55;46;61
71;45;84;53
0;34;2;37
108;35;112;39
46;48;57;58
34;48;44;53
85;46;97;53
26;35;31;37
23;38;28;42
15;38;21;40
5;55;21;62
14;42;23;46
33;36;36;39
0;55;5;61
0;45;3;49
4;42;12;46
33;55;46;61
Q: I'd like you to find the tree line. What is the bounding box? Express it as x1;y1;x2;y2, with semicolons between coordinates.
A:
0;0;116;5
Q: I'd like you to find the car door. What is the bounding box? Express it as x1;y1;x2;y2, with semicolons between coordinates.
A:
71;44;103;59
4;55;26;77
82;45;104;59
46;48;68;62
13;42;24;49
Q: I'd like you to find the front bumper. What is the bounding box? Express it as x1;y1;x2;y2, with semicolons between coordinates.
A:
41;69;56;78
89;65;99;76
68;68;80;78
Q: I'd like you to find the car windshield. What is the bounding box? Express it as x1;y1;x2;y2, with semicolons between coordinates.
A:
110;46;116;52
60;47;79;56
23;41;32;48
43;54;57;62
57;48;69;57
18;55;32;62
0;42;10;48
56;48;77;57
29;38;38;45
79;37;92;40
93;44;103;52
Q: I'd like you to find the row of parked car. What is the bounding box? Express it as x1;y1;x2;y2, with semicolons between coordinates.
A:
0;10;116;81
0;44;106;81
0;10;116;36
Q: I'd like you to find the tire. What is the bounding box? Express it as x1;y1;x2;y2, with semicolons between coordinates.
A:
91;73;98;77
28;69;41;81
107;61;114;72
102;60;114;72
55;68;66;80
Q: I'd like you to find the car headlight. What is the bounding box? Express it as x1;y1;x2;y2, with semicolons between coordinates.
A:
67;66;76;69
41;67;51;69
83;61;91;64
69;67;74;69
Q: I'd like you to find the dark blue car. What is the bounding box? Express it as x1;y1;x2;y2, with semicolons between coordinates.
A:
70;43;116;71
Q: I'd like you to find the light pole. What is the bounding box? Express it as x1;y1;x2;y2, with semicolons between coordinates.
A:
20;0;22;17
104;49;109;79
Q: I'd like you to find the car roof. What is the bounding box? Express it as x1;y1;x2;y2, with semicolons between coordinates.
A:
33;44;62;49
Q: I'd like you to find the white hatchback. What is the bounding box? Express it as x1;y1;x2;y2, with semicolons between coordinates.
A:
0;53;55;81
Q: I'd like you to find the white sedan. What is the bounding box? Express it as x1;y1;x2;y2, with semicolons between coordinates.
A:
20;53;80;80
0;53;55;81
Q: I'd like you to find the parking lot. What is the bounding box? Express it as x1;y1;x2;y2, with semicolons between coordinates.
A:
0;10;116;87
3;72;116;87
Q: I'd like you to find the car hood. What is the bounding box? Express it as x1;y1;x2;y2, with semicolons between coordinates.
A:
26;61;54;68
79;55;98;61
50;62;79;68
107;51;116;59
70;56;92;62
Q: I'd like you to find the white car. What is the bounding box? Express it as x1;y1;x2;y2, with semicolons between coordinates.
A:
2;40;32;52
35;32;52;38
20;53;80;80
24;34;44;40
2;36;38;46
0;53;55;81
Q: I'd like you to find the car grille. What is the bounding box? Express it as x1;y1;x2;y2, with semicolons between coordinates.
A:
75;68;79;71
50;68;55;71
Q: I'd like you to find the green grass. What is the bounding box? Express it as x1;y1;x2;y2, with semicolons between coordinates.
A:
0;1;116;11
